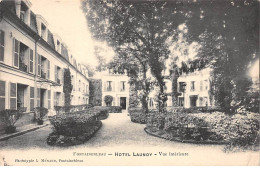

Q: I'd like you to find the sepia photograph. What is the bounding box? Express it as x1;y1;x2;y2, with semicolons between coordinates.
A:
0;0;259;166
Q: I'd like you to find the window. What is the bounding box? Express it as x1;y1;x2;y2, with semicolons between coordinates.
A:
204;80;208;91
107;81;112;91
83;83;85;93
190;81;195;91
0;80;5;110
0;30;4;62
55;66;61;84
178;97;184;107
179;82;186;92
13;39;20;67
120;81;126;91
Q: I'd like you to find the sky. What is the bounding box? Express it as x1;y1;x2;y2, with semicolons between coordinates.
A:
30;0;98;66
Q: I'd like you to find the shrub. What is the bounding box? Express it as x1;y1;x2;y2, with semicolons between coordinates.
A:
104;95;113;106
129;107;151;124
49;112;97;136
0;109;22;134
109;106;122;113
88;106;109;120
34;107;48;125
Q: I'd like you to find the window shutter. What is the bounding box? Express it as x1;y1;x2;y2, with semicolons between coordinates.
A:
53;92;56;106
13;38;19;67
0;80;5;110
37;54;41;76
10;82;17;109
48;90;51;109
47;60;50;79
29;49;34;73
54;65;57;82
30;87;34;111
0;30;5;62
61;69;64;84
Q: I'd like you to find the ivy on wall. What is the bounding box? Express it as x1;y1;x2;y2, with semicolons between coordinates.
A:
63;68;73;111
89;79;102;106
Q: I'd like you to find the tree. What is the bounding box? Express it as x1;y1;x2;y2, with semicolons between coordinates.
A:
104;95;113;106
94;46;108;72
63;68;73;112
181;0;259;114
81;0;185;114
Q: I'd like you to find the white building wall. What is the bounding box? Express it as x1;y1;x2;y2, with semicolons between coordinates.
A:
0;1;89;114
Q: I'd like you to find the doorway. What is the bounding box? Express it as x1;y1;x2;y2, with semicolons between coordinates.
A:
120;97;126;110
190;95;198;107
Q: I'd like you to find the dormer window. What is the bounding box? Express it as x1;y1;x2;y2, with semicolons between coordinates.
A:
20;1;30;25
41;24;47;40
20;11;25;22
57;40;60;53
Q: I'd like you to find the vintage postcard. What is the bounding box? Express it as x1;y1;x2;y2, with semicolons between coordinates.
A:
0;0;259;166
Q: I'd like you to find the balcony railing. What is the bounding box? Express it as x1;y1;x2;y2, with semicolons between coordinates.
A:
106;87;112;91
19;62;28;73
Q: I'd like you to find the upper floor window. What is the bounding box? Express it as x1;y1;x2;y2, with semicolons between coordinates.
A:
120;81;126;92
190;81;195;91
55;66;62;84
204;80;208;91
107;81;112;91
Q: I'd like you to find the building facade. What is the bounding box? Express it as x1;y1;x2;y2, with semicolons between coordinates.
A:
0;0;89;115
96;69;130;111
177;68;213;108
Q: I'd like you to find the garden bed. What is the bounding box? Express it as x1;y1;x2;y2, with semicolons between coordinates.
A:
144;127;228;145
47;121;102;147
145;110;260;151
47;110;104;146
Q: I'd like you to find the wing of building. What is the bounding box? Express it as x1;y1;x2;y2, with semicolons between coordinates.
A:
0;0;90;115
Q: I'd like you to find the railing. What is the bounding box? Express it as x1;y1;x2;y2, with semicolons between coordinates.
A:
106;87;112;91
19;62;28;73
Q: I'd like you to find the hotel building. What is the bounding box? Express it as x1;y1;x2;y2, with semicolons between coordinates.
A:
0;0;90;115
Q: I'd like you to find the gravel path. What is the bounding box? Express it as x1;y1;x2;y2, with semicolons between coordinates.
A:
0;113;259;165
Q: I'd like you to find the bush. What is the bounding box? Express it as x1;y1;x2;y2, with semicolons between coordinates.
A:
129;107;149;124
104;95;113;106
34;107;48;125
88;106;109;120
47;111;102;146
109;106;122;113
0;109;22;134
193;112;260;151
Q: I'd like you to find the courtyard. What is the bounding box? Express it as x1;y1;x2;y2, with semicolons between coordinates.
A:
0;113;258;166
